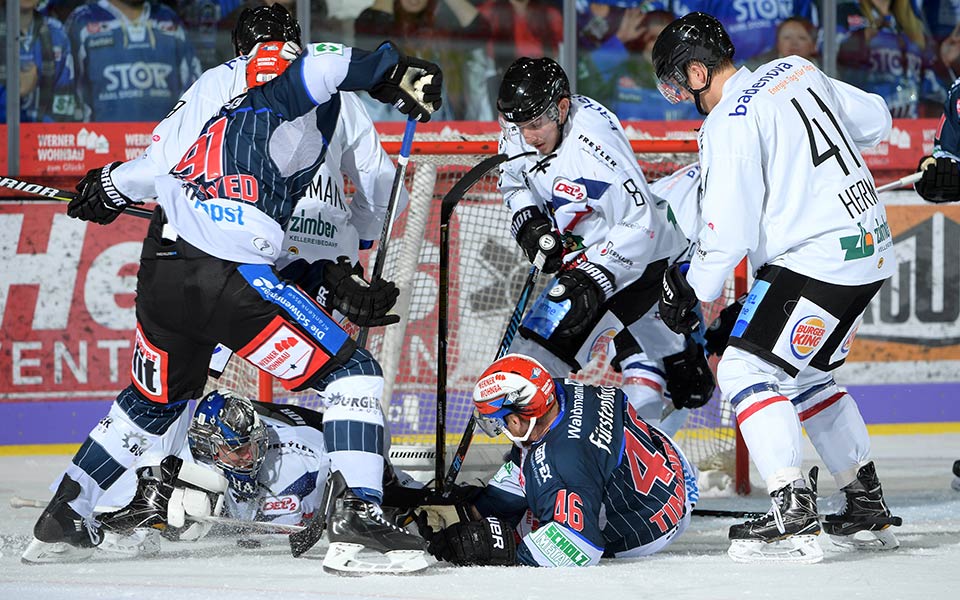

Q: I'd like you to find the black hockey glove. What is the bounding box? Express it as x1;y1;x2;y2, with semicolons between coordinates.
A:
68;161;142;225
424;517;516;566
369;43;443;122
99;455;226;541
278;259;333;310
663;340;715;410
659;262;700;335
547;262;615;338
703;294;746;356
915;155;960;203
322;256;400;327
511;206;563;273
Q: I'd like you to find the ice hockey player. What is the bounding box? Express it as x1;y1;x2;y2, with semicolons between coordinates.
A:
419;353;698;567
912;75;960;490
23;5;440;574
494;56;715;437
653;12;901;562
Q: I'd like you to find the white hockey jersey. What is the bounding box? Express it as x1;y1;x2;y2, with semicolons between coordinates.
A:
650;162;701;251
498;95;687;289
225;414;330;526
111;52;403;271
688;57;895;302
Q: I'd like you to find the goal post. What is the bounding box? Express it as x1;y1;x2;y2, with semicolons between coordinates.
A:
207;137;751;495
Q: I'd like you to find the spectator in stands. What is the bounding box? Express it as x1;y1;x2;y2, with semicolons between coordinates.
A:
939;23;960;83
834;0;946;118
173;0;243;70
0;0;78;123
918;0;960;46
66;0;202;122
578;7;700;121
354;0;487;120
775;16;819;62
477;0;563;110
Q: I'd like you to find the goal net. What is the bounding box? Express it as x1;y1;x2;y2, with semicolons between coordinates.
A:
206;138;750;495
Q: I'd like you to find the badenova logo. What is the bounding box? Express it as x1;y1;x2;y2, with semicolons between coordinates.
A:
790;315;826;359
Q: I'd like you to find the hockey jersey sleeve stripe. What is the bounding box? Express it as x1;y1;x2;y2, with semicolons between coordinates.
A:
300;44;399;108
518;520;604;567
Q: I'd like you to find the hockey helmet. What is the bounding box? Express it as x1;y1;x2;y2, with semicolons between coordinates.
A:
473;354;556;443
189;390;268;499
497;57;571;125
652;12;734;104
232;3;301;57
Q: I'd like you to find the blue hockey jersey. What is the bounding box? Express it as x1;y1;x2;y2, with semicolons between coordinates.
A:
474;379;698;567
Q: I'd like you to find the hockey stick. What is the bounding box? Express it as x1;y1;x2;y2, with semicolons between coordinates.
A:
691;508;765;519
355;117;417;349
434;151;535;494
9;495;305;533
0;174;154;219
876;172;922;194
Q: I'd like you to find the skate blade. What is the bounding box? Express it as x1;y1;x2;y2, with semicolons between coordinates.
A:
728;535;824;564
951;477;960;492
322;542;430;576
98;529;162;558
829;527;899;551
21;538;94;564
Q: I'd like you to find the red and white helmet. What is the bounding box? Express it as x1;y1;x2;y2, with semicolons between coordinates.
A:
473;354;556;443
245;40;300;89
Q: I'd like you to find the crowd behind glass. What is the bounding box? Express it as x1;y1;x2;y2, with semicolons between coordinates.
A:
1;0;959;125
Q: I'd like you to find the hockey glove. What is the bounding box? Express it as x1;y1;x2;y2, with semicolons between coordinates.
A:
278;258;333;310
547;262;615;338
369;43;443;122
703;294;746;356
99;455;227;542
663;340;715;410
915;155;960;203
425;517;516;566
659;262;700;335
322;256;400;327
511;207;563;273
68;161;142;225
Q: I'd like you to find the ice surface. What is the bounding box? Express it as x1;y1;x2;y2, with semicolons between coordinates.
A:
1;433;957;600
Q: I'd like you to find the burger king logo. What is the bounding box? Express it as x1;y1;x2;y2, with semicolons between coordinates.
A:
790;315;826;359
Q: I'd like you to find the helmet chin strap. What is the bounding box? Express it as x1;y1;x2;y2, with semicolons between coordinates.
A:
503;416;538;445
688;72;714;116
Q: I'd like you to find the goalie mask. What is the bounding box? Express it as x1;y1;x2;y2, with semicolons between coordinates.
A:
473;354;556;444
189;390;268;499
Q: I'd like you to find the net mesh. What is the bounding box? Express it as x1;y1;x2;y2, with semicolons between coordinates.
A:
207;143;747;490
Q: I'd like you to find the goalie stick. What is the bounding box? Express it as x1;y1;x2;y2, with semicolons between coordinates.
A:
356;117;417;349
0;174;154;219
436;151;536;494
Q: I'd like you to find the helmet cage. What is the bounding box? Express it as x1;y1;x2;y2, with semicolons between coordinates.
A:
189;391;268;486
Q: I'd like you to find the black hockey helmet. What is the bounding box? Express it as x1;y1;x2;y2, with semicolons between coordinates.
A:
232;3;302;57
497;57;571;124
652;12;734;101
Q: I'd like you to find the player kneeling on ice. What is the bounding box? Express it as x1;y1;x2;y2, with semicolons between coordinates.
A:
652;12;902;562
419;354;698;567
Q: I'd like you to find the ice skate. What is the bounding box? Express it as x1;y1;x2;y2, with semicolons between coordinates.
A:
21;475;102;564
727;467;823;564
323;489;429;576
823;462;901;550
97;528;162;558
951;460;960;492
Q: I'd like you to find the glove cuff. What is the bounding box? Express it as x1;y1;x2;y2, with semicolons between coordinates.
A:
100;161;133;211
578;262;615;300
510;206;545;240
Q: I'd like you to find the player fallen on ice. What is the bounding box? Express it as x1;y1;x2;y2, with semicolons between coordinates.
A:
653;12;902;563
493;56;716;440
418;353;698;567
22;4;441;575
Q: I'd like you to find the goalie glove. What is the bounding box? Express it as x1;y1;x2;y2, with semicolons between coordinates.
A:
511;207;563;273
547;262;615;338
68;161;143;225
422;516;516;566
322;256;400;327
663;340;715;410
99;455;227;542
369;42;443;122
915;155;960;203
703;294;746;356
659;262;700;335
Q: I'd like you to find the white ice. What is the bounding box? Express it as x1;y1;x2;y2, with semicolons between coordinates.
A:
1;433;957;600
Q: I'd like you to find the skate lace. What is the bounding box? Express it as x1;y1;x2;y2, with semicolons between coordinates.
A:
771;499;786;535
85;516;103;546
368;504;410;536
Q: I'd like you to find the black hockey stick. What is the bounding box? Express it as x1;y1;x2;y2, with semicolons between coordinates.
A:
435;151;536;494
355;117;417;349
691;508;765;519
0;174;154;219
